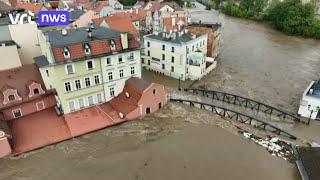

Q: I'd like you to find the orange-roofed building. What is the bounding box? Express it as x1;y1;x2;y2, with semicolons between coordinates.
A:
92;14;139;36
0;64;57;121
16;2;48;14
109;77;168;120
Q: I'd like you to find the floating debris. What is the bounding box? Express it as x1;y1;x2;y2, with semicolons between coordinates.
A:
241;131;294;162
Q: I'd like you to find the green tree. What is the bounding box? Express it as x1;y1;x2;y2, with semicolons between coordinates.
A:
266;0;320;38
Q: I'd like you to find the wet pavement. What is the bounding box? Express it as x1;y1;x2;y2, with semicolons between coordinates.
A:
1;3;320;180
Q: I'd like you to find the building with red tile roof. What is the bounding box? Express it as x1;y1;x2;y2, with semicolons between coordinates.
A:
92;14;139;36
16;2;47;14
36;26;142;115
110;77;168;120
0;64;57;121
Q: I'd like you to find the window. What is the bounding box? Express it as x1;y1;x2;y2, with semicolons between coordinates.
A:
36;101;45;111
129;52;134;60
88;96;94;106
65;82;71;92
8;94;15;101
142;58;145;64
66;64;75;74
110;87;115;97
119;69;124;78
33;88;40;95
171;66;174;72
171;47;175;52
94;75;100;85
162;44;165;50
69;101;75;112
75;80;81;89
147;41;150;47
84;43;91;54
87;60;94;70
146;107;151;114
13;109;22;118
106;57;111;65
192;45;194;51
110;40;116;51
118;55;123;63
108;72;113;81
162;54;165;60
162;64;165;70
147;50;150;56
63;47;70;58
85;77;91;87
186;47;189;54
130;66;135;75
46;70;49;77
97;93;103;103
79;98;85;109
171;56;174;63
148;60;150;65
153;89;156;95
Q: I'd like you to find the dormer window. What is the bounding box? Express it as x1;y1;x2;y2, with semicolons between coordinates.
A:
84;43;91;55
8;94;15;101
110;40;116;51
63;47;70;58
33;88;39;95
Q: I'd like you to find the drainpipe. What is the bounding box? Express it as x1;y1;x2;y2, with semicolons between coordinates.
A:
100;58;106;102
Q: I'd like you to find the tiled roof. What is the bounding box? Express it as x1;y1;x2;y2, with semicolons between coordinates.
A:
163;16;187;30
0;1;14;13
45;26;140;63
142;0;182;12
16;2;46;14
110;77;150;115
92;14;139;36
0;64;52;109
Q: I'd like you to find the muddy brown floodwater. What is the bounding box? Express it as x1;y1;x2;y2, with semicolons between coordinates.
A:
1;6;319;180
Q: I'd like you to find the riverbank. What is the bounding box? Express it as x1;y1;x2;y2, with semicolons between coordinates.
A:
197;0;320;39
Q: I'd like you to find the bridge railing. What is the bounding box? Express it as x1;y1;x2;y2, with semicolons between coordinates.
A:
185;88;301;123
170;98;297;140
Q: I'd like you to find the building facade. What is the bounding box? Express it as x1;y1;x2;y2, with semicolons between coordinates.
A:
298;81;320;120
35;26;141;114
142;30;216;80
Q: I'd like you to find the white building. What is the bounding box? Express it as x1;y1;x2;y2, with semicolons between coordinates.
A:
298;81;320;120
142;30;216;81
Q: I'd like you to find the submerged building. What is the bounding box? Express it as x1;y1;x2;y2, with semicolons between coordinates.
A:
35;26;141;114
298;81;320;120
142;29;217;80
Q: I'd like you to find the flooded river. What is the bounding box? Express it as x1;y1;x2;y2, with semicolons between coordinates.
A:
1;5;319;180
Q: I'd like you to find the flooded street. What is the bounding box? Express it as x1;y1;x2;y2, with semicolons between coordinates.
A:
0;104;298;180
1;4;320;180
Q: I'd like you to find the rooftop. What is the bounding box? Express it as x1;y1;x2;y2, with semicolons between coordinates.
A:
307;81;320;98
0;64;52;109
45;26;121;47
296;147;320;180
0;1;14;14
146;31;201;44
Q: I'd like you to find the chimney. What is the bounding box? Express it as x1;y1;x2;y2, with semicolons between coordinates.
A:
135;8;138;14
120;33;128;49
